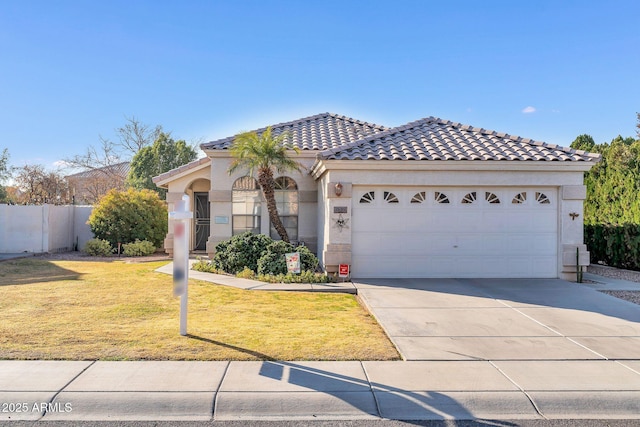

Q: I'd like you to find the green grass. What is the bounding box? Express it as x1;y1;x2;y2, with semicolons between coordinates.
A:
0;258;399;361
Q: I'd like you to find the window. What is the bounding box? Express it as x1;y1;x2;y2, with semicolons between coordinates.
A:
435;191;450;204
384;191;399;203
270;177;298;241
485;192;500;204
536;192;551;204
359;191;375;204
512;192;527;204
461;192;477;204
232;176;261;235
411;191;426;204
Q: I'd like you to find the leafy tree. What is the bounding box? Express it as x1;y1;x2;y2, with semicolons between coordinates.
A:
88;188;167;248
127;132;198;199
228;126;303;243
580;133;640;224
570;134;596;152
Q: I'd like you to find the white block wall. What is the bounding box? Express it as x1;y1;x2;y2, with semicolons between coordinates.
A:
0;204;93;253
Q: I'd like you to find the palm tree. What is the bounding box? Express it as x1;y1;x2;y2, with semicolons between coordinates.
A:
228;126;303;243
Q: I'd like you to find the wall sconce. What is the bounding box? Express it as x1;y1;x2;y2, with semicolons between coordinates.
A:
334;182;343;197
569;212;580;220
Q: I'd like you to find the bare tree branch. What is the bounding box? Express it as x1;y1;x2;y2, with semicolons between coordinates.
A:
115;116;164;155
14;164;71;205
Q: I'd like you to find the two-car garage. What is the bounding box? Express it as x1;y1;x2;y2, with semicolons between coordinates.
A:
351;186;558;278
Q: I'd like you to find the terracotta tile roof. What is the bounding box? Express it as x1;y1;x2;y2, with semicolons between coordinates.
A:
152;156;210;184
318;117;601;162
200;112;388;152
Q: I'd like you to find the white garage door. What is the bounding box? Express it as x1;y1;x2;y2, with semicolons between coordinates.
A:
351;187;558;278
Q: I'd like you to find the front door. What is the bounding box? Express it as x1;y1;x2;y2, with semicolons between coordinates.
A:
194;192;210;251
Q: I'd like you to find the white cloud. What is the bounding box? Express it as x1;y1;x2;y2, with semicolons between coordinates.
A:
522;106;536;114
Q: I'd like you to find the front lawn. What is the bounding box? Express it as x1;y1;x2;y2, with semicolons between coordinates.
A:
0;257;399;361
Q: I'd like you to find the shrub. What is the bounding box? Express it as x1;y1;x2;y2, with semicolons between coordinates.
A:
256;241;319;275
212;232;272;274
236;267;256;279
191;257;223;274
585;223;640;270
122;239;156;257
88;188;167;248
256;270;334;283
84;239;113;256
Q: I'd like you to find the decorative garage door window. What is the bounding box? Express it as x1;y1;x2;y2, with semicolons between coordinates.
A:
485;192;500;204
383;191;399;203
411;191;426;203
356;189;552;207
434;192;450;204
512;192;527;204
270;176;298;241
232;176;261;235
536;192;551;204
461;192;477;204
359;191;375;203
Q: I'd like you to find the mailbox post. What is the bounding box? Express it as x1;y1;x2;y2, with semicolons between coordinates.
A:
169;195;193;336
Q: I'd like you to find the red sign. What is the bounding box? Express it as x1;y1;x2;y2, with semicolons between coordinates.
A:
338;264;349;278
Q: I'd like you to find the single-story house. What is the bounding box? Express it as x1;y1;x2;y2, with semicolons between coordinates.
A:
153;112;600;280
65;161;130;205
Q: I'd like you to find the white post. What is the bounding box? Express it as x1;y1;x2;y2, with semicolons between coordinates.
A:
169;195;193;336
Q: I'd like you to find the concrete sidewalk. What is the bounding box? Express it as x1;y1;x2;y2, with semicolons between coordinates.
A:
2;359;639;421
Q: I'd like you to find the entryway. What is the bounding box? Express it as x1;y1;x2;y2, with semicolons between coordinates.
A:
194;192;210;251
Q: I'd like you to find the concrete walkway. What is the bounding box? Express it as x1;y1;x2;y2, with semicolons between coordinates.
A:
1;267;638;421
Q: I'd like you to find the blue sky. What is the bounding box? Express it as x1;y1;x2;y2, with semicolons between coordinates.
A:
1;0;639;170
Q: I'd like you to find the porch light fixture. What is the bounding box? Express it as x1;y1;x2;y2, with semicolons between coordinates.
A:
335;182;343;197
569;212;580;220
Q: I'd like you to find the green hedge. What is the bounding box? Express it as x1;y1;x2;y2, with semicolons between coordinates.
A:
585;223;640;271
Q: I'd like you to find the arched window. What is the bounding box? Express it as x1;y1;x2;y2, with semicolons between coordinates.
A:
270;177;298;241
232;176;261;235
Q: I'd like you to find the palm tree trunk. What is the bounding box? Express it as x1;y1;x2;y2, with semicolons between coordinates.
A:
258;168;290;243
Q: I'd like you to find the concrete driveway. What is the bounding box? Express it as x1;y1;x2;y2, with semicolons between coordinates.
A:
354;278;640;361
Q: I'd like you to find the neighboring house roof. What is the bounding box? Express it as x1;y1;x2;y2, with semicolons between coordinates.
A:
318;117;601;162
64;161;131;179
200;112;388;151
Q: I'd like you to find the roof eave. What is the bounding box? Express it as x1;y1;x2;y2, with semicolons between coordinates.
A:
311;159;598;179
152;157;211;188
